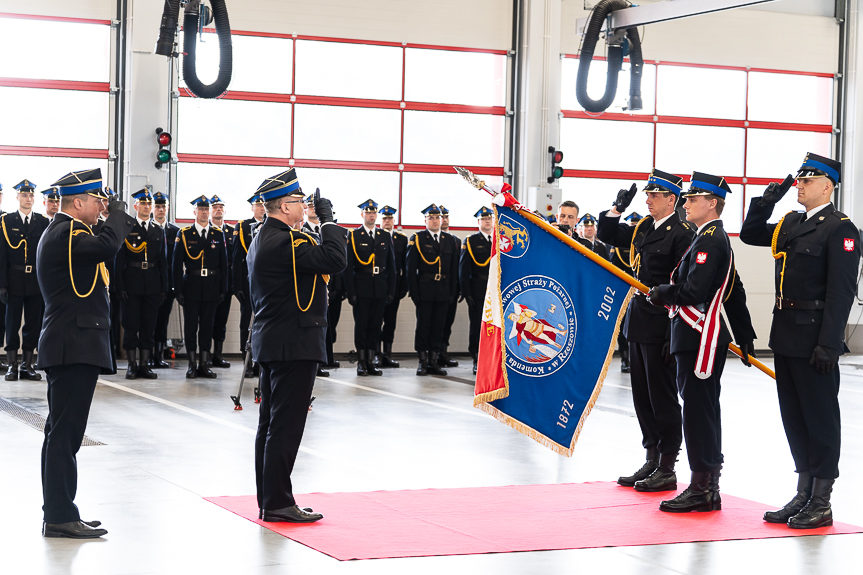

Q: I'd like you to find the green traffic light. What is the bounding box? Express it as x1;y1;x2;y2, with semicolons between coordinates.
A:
553;166;564;179
157;150;171;163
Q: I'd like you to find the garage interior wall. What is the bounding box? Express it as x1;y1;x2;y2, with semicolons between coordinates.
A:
0;0;856;355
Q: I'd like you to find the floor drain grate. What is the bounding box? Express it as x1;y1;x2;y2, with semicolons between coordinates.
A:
0;397;105;446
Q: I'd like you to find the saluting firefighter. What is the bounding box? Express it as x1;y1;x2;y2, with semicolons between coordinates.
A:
114;189;168;379
459;207;494;375
0;179;50;381
345;199;396;376
740;153;860;529
575;214;610;260
151;191;180;368
406;204;460;376
379;205;408;368
232;193;266;378
597;172;693;492
172;195;228;379
209;195;233;369
647;172;757;513
438;205;460;368
301;192;323;241
248;169;347;523
607;211;642;374
37;168;135;539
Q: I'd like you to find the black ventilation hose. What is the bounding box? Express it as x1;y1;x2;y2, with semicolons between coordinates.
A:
154;0;181;57
576;0;643;113
183;0;233;99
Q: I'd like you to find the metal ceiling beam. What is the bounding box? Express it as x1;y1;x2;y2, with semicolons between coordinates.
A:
577;0;781;36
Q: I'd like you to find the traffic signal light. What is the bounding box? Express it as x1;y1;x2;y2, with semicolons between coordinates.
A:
155;127;172;169
548;146;564;184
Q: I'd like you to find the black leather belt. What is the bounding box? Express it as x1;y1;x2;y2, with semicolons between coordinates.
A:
357;267;384;275
128;262;152;269
190;269;219;277
420;272;448;281
776;297;824;310
693;303;707;313
12;265;33;273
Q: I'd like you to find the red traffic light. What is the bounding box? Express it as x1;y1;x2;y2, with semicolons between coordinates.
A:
553;151;564;163
158;132;172;146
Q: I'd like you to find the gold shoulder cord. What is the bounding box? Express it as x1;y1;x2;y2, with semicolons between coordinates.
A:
628;217;649;274
69;220;108;298
289;230;318;312
2;214;28;263
181;228;205;272
351;230;375;267
466;236;490;267
771;212;792;301
239;220;249;254
415;235;442;277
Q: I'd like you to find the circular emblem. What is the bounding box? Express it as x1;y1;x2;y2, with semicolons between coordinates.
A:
497;214;530;258
501;275;577;377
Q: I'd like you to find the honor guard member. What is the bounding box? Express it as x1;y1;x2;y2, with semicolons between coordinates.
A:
0;179;50;380
740;154;860;529
575;214;610;260
233;193;266;378
248;169;347;523
598;171;694;490
459;207;494;375
379;205;408;368
42;187;61;221
114;189;167;379
607;211;642;374
0;183;5;369
151;192;179;367
37;168;135;538
345;199;396;376
172;195;228;379
406;204;460;376
437;205;460;368
647;172;756;513
209;195;233;369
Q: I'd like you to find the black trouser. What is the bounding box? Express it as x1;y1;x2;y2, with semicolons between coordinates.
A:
414;299;449;352
674;348;728;472
325;297;343;364
239;298;253;353
0;300;6;349
629;341;682;454
774;354;841;479
154;293;175;344
110;292;121;353
5;293;43;352
352;297;386;350
255;359;317;511
467;297;483;355
381;296;402;345
442;298;458;348
213;291;232;343
121;293;161;350
183;299;217;354
618;331;628;356
41;363;101;524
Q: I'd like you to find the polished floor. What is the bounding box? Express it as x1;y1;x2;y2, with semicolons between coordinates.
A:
2;352;863;574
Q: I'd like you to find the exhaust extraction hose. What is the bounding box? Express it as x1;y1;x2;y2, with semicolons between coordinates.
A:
576;0;643;113
182;0;233;99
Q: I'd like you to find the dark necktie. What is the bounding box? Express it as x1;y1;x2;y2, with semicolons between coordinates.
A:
433;233;439;244
201;228;206;241
22;215;29;235
315;225;320;235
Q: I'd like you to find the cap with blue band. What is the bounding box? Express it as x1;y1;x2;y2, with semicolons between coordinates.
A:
684;172;732;199
798;152;841;184
52;169;104;197
645;169;684;196
256;168;303;202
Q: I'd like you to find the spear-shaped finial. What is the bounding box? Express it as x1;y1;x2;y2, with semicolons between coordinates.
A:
454;166;487;192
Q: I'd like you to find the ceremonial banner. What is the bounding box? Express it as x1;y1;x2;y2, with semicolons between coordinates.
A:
475;196;634;456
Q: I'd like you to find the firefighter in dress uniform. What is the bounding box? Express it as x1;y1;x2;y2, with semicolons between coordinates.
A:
597;172;693;492
233;193;266;378
209;195;233;369
114;189;167;379
740;153;860;529
406;204;460;376
42;187;61;221
151;191;180;367
345;199;396;376
575;213;610;260
438;205;460;368
608;211;642;373
459;207;494;375
38;168;135;538
301;192;332;377
0;179;50;380
379;205;408;368
172;195;228;379
648;172;757;513
0;183;6;370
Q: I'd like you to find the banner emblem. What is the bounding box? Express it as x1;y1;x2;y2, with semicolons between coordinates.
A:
502;275;576;377
498;214;530;258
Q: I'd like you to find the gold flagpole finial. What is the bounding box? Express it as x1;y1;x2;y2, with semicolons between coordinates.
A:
454;166;487;192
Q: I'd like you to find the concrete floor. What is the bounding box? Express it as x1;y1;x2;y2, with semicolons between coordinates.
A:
2;353;863;574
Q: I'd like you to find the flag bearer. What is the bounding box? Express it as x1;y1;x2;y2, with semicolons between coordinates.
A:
345;199;396;376
740;153;859;529
598;171;693;491
647;172;756;513
379;205;408;368
459;207;494;375
406;204;459;376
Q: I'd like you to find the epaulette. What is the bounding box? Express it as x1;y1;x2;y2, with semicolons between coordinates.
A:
394;230;406;237
831;210;850;221
179;226;191;232
212;226;222;232
680;220;695;231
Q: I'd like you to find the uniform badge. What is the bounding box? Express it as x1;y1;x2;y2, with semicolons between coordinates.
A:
696;252;708;264
844;238;855;252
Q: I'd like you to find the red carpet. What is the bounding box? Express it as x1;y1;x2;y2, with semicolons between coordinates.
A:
205;482;862;560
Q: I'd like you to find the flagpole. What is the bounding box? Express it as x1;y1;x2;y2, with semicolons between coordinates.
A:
454;166;776;381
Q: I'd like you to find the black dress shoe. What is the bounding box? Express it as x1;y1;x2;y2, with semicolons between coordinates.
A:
788;478;834;529
262;505;323;523
43;520;107;539
82;520;102;528
317;367;330;377
634;453;677;492
618;456;658;487
659;471;719;513
764;472;812;524
323;361;340;369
